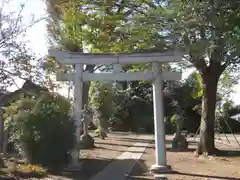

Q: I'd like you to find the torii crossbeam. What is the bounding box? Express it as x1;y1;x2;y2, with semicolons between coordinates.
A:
48;48;184;173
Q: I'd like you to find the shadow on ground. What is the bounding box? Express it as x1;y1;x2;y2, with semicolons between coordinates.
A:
55;159;151;180
118;137;240;156
95;141;149;148
95;142;132;147
119;138;155;144
171;171;240;180
96;146;146;153
126;159;153;180
216;149;240;157
53;135;240;180
52;158;112;180
166;140;198;153
127;160;240;180
119;137;198;153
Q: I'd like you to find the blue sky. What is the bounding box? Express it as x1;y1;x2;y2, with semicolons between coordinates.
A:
8;0;240;105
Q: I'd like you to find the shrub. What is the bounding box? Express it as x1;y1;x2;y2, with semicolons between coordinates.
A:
5;94;74;170
0;164;47;179
28;102;74;169
13;164;48;178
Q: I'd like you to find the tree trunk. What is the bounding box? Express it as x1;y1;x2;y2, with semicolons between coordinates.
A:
196;72;219;156
2;130;8;154
0;117;3;153
82;82;90;107
81;65;95;135
175;116;184;140
82;65;95;107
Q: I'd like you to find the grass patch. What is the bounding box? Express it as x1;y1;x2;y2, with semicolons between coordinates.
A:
0;164;48;179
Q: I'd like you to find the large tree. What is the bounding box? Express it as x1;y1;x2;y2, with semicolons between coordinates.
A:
46;0;240;156
162;0;240;155
0;1;44;154
0;1;43;89
45;0;168;105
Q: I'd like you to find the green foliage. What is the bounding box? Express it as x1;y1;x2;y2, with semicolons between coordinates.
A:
163;2;240;152
218;69;239;100
4;94;74;170
215;100;240;134
170;114;177;123
89;81;115;129
13;164;48;178
94;128;101;136
0;164;48;179
165;0;240;64
27;103;74;169
191;72;203;99
45;0;240;144
45;0;175;133
165;73;202;132
0;1;43;89
46;0;170;53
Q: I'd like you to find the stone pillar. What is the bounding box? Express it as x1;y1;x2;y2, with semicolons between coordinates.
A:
150;62;171;173
71;63;83;167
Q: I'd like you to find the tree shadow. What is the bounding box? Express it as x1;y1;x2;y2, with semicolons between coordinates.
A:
166;147;196;152
216;149;240;157
124;159;240;180
125;159;153;180
186;141;199;147
95;141;149;148
119;137;155;144
53;158;113;180
95;141;132;147
100;136;240;156
171;171;240;180
96;146;147;154
127;177;153;180
165;140;198;152
54;158;151;180
118;137;198;152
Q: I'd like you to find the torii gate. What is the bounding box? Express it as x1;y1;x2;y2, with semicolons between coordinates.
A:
48;49;183;172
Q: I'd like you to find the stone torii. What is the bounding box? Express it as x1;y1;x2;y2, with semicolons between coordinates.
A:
48;49;183;173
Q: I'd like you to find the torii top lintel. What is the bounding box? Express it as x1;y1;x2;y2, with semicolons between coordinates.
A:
48;48;184;65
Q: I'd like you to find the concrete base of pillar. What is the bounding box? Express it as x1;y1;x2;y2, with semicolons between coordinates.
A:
154;174;168;180
64;160;83;172
150;164;172;174
63;148;83;172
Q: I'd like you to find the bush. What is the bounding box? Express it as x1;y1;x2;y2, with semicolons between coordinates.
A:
13;164;48;178
6;94;74;170
0;164;47;179
29;103;74;169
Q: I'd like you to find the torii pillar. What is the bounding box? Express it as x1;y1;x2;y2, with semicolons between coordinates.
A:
150;62;171;173
48;48;183;173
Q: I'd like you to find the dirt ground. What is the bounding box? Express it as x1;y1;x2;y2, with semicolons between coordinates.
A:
51;133;240;180
79;132;138;179
2;133;240;180
127;135;240;180
60;132;142;180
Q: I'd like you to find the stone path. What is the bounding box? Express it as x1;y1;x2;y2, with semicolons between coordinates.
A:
89;142;149;180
